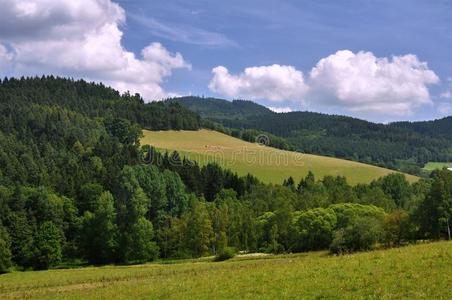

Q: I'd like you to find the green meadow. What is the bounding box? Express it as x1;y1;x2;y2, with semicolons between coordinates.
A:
141;129;418;185
1;241;450;300
423;162;452;171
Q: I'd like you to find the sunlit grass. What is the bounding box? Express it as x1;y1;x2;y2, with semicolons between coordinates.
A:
423;162;452;171
141;129;418;185
1;242;450;299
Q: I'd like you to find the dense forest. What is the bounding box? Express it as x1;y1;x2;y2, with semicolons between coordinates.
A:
1;77;201;131
0;77;451;273
169;97;452;174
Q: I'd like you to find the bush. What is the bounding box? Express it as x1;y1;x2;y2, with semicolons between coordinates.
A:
382;209;414;246
291;208;337;251
214;247;236;262
330;216;383;254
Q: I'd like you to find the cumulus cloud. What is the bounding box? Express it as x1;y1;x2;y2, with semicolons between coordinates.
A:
209;50;439;117
268;106;292;113
0;0;190;100
208;64;308;102
307;50;439;116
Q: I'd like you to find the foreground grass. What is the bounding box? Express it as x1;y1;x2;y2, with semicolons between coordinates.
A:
423;162;452;171
1;242;450;299
141;129;418;185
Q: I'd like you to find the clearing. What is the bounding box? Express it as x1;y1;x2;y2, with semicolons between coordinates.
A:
141;129;418;185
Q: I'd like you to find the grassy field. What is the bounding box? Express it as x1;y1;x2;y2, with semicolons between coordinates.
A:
141;129;418;185
423;162;452;171
1;242;450;299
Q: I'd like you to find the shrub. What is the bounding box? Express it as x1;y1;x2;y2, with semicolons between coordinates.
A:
330;216;383;254
291;208;337;251
382;209;415;246
214;247;236;262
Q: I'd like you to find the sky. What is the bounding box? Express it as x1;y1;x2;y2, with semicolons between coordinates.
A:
0;0;451;123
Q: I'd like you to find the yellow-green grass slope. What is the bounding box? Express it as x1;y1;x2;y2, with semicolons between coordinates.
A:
1;241;451;299
141;129;418;185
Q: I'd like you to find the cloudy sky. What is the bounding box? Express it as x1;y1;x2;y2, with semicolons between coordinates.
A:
0;0;451;122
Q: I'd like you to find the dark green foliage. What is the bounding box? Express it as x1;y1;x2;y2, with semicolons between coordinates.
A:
184;200;214;257
78;183;104;214
329;203;385;229
116;166;159;263
383;210;415;246
416;169;452;239
0;225;12;273
33;221;64;270
330;216;383;254
79;191;118;264
0;76;201;131
353;184;395;212
292;208;337;251
126;217;159;263
5;212;35;268
104;118;142;145
214;247;236;262
167;97;270;121
145;147;257;200
373;174;412;208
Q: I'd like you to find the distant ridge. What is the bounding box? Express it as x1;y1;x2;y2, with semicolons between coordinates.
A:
167;96;452;175
167;96;272;120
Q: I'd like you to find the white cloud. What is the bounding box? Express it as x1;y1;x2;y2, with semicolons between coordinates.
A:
0;44;12;71
209;51;438;117
307;50;439;116
208;64;308;102
268;106;292;113
129;14;237;48
0;0;190;100
440;91;452;99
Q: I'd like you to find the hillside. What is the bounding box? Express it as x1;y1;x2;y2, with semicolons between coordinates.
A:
168;97;452;174
1;241;450;299
0;77;201;131
141;129;418;185
167;96;271;120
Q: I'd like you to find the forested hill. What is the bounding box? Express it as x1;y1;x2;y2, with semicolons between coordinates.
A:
167;96;272;120
390;117;452;140
168;96;452;174
0;77;201;130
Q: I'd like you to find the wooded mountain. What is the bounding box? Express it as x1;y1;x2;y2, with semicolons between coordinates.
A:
168;96;452;174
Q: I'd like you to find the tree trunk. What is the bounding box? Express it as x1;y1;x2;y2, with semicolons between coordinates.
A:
447;218;451;240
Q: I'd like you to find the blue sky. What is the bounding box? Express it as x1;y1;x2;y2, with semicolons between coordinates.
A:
0;0;451;122
120;0;452;122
